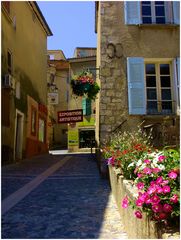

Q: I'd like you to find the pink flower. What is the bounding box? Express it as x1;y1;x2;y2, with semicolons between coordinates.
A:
134;210;142;219
152;168;161;173
163;204;173;213
144;159;151;164
136;182;144;190
143;167;152;175
136;198;144;207
170;194;179;203
152;204;163;213
162;185;171;194
156;176;163;184
122;196;129;208
147;185;157;195
158;155;166;162
137;173;142;178
150;195;160;204
161;180;169;186
155;212;168;220
168;171;177;179
107;157;115;166
156;186;163;194
150;180;156;186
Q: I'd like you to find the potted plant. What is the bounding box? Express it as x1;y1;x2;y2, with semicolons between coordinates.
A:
71;70;100;100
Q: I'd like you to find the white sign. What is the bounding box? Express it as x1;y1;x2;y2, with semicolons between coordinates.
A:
48;92;59;105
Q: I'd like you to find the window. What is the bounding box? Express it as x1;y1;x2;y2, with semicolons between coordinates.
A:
124;1;179;25
142;1;166;24
31;107;37;136
38;117;46;142
7;51;12;74
145;63;173;114
127;57;178;115
79;130;95;148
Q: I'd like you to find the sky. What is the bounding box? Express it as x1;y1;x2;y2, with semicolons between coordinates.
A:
37;1;97;59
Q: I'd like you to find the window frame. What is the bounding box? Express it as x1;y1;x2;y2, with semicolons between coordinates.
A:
141;1;169;24
144;59;174;115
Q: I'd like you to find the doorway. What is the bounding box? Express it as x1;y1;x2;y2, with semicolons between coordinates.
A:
14;110;24;161
79;129;95;148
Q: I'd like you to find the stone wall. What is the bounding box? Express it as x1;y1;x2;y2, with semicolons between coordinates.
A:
109;166;180;239
96;1;180;146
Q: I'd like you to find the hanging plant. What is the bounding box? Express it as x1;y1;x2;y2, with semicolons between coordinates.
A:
71;70;100;100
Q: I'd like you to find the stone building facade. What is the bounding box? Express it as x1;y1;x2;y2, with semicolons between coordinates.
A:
95;1;180;148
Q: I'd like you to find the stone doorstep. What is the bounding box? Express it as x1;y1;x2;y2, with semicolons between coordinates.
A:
109;166;180;239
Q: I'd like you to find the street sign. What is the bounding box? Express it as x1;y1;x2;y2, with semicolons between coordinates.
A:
57;109;83;123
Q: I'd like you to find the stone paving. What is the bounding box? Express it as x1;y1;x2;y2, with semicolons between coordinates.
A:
2;153;128;239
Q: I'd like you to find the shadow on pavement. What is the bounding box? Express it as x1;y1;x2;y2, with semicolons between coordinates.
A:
1;153;120;239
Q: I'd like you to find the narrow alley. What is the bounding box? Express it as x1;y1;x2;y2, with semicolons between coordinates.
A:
2;153;128;239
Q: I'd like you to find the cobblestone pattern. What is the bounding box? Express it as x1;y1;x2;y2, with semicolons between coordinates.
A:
2;154;128;239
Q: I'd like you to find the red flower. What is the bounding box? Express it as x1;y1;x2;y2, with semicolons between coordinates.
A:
134;210;142;219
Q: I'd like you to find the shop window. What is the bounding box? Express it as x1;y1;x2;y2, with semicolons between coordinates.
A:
79;130;95;148
38;117;46;142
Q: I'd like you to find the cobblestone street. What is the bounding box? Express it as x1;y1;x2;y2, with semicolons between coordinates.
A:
2;153;128;239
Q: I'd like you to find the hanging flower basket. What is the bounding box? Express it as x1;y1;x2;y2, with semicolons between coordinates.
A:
71;70;100;100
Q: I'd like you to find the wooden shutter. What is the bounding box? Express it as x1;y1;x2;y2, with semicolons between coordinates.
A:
82;98;92;116
82;98;86;115
173;58;180;114
173;1;180;24
86;99;92;116
124;1;141;25
127;57;146;115
165;1;173;24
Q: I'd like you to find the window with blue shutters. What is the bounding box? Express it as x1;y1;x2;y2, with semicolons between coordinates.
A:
127;58;177;115
82;98;92;116
127;57;146;115
124;1;180;25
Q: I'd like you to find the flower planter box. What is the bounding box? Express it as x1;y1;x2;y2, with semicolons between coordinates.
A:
109;166;180;239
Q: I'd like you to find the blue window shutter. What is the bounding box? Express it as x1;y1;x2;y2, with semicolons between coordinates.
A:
173;1;180;24
124;1;141;25
82;98;92;116
176;58;180;111
127;57;146;115
86;99;92;116
82;98;86;115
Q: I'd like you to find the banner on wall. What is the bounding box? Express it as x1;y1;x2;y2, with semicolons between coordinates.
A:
57;109;83;123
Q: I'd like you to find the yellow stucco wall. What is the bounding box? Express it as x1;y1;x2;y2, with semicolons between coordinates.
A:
2;1;50;161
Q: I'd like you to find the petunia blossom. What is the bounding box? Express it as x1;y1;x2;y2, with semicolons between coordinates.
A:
163;204;173;213
150;195;160;205
162;185;171;194
107;157;115;166
170;194;179;203
152;204;163;213
144;159;151;164
122;196;129;208
168;171;177;179
143;167;152;175
136;182;144;190
158;155;166;162
134;210;142;219
156;176;163;184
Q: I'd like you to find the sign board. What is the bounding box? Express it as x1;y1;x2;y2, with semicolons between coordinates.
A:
68;130;79;146
57;109;83;123
48;92;59;105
